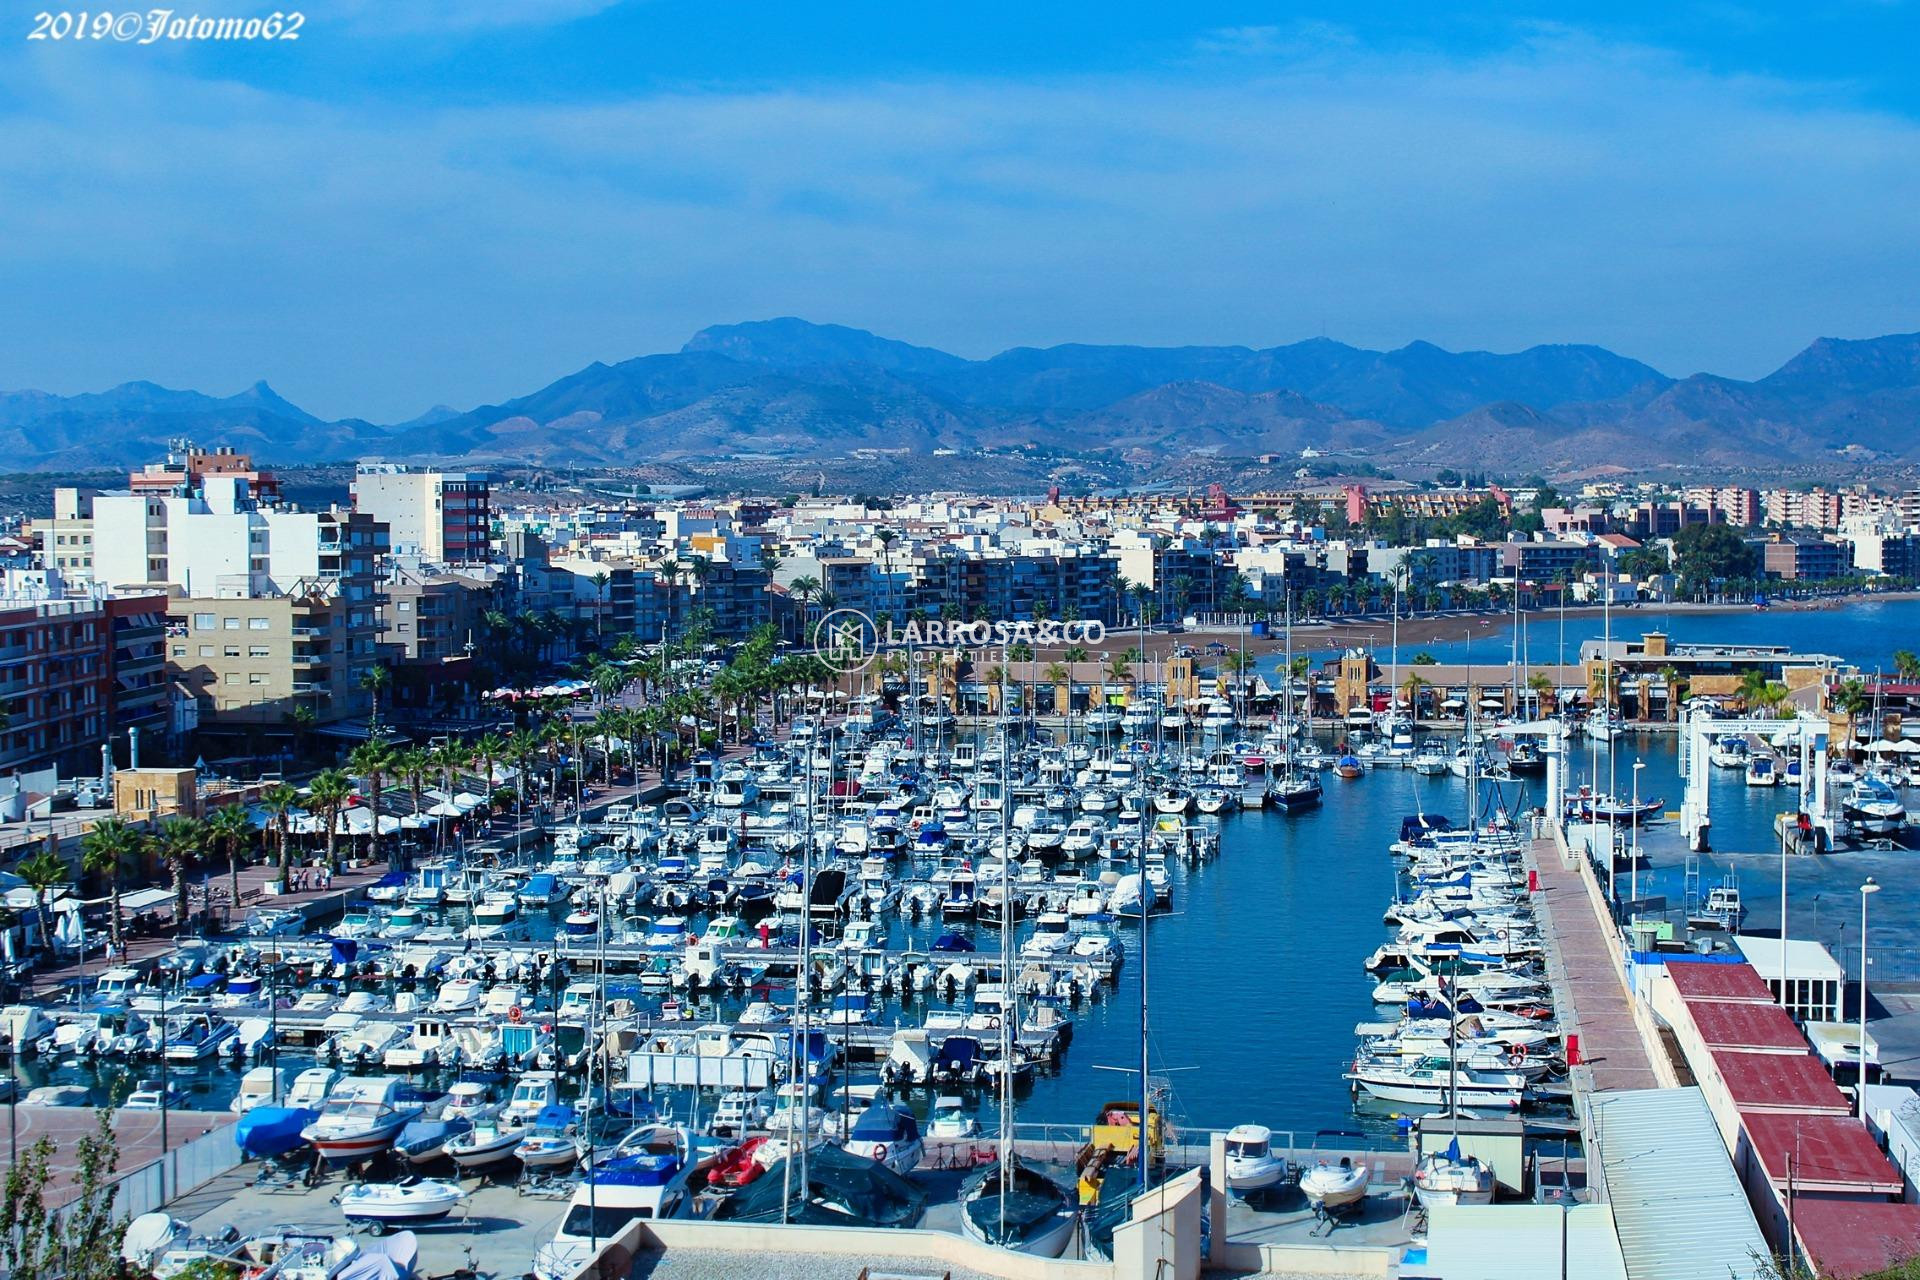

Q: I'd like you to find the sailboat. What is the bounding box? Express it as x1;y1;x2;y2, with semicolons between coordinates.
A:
960;658;1077;1257
1412;982;1496;1207
1413;1136;1495;1207
1274;608;1324;810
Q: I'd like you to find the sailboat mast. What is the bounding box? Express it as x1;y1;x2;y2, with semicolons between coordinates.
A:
999;650;1013;1239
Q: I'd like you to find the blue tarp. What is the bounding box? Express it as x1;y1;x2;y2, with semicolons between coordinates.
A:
186;973;223;989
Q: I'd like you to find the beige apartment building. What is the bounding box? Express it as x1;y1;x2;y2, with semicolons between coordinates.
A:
166;583;378;725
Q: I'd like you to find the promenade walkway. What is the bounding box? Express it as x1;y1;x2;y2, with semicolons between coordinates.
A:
1526;834;1664;1094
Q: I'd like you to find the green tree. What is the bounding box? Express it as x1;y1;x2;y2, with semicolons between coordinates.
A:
151;814;205;931
304;769;353;873
206;802;255;917
360;662;391;730
1895;650;1920;682
80;817;139;951
0;1106;124;1280
259;782;300;892
1672;524;1758;597
16;849;67;955
348;740;398;870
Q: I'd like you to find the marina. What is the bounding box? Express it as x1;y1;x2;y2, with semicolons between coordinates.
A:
7;599;1920;1279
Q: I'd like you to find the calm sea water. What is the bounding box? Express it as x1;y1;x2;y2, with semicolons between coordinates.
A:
19;601;1914;1144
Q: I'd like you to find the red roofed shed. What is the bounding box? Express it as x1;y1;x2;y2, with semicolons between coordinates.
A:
1667;960;1775;1004
1716;1050;1852;1114
1741;1112;1902;1195
1792;1199;1920;1280
1690;1001;1808;1055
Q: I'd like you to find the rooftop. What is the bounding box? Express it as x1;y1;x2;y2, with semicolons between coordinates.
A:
1715;1049;1852;1113
1791;1200;1920;1280
1587;1088;1769;1280
1740;1111;1904;1195
1665;958;1777;1004
1734;935;1846;983
1688;1001;1809;1054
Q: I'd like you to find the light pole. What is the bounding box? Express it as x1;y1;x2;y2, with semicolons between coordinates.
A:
1630;762;1645;908
1860;877;1880;1118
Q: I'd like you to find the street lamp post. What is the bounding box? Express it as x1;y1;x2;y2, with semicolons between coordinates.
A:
1860;877;1881;1119
1630;762;1646;908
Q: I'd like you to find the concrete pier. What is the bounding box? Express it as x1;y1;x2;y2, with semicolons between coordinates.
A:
1524;834;1665;1094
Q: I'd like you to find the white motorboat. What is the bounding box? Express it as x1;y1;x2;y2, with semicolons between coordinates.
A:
1223;1123;1290;1192
337;1178;466;1232
927;1094;978;1139
1299;1156;1369;1212
445;1121;522;1170
300;1075;425;1165
1845;777;1907;836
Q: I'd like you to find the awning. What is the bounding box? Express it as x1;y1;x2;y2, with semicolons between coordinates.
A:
120;888;175;913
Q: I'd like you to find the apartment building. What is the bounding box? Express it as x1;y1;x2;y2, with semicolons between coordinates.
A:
379;563;506;662
29;488;99;581
351;462;492;563
166;583;379;726
1761;533;1852;581
0;591;172;774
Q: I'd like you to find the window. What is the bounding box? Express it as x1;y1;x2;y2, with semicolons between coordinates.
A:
249;646;270;658
223;617;240;630
224;645;240;657
398;601;412;612
248;673;267;685
248;617;270;630
171;646;186;658
198;645;214;658
223;673;238;685
193;613;215;630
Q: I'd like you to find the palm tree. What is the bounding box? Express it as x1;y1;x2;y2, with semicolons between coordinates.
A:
360;663;391;731
348;740;398;870
393;746;432;839
590;661;629;708
151;814;205;931
259;783;299;892
16;849;67;955
1896;650;1920;683
1043;661;1072;715
80;817;138;951
1833;677;1871;750
591;571;610;639
206;802;254;914
1401;671;1428;728
304;769;353;874
1528;671;1556;717
758;546;784;627
1063;645;1090;665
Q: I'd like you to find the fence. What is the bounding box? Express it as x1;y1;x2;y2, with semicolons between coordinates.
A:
98;1124;242;1221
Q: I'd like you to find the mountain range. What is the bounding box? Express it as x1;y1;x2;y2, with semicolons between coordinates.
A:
11;319;1920;476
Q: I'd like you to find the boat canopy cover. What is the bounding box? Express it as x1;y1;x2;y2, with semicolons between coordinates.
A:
186;974;223;989
850;1100;920;1143
715;1143;925;1227
932;933;975;952
937;1036;982;1070
234;1106;316;1158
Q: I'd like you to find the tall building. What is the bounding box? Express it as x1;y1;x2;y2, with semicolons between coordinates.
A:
0;589;170;774
351;462;492;563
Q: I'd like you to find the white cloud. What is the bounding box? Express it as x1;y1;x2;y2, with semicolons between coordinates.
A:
0;31;1916;419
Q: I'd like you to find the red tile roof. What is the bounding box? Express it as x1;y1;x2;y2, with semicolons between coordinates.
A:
1667;959;1776;1004
1793;1200;1920;1280
1716;1049;1851;1113
1690;1001;1808;1054
1741;1112;1903;1195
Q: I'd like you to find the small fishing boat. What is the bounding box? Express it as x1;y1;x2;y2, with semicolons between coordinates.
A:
927;1094;978;1139
395;1114;474;1165
514;1107;585;1171
445;1120;522;1171
710;1135;778;1188
336;1178;466;1232
1333;755;1364;780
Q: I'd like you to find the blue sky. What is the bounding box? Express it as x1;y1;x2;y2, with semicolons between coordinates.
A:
2;1;1917;421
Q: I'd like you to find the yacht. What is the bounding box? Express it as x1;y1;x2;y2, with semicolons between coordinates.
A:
531;1129;689;1280
1413;1137;1496;1207
1845;776;1907;836
1223;1123;1290;1192
300;1075;426;1165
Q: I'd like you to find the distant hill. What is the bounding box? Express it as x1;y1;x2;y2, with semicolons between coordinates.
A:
7;322;1920;475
